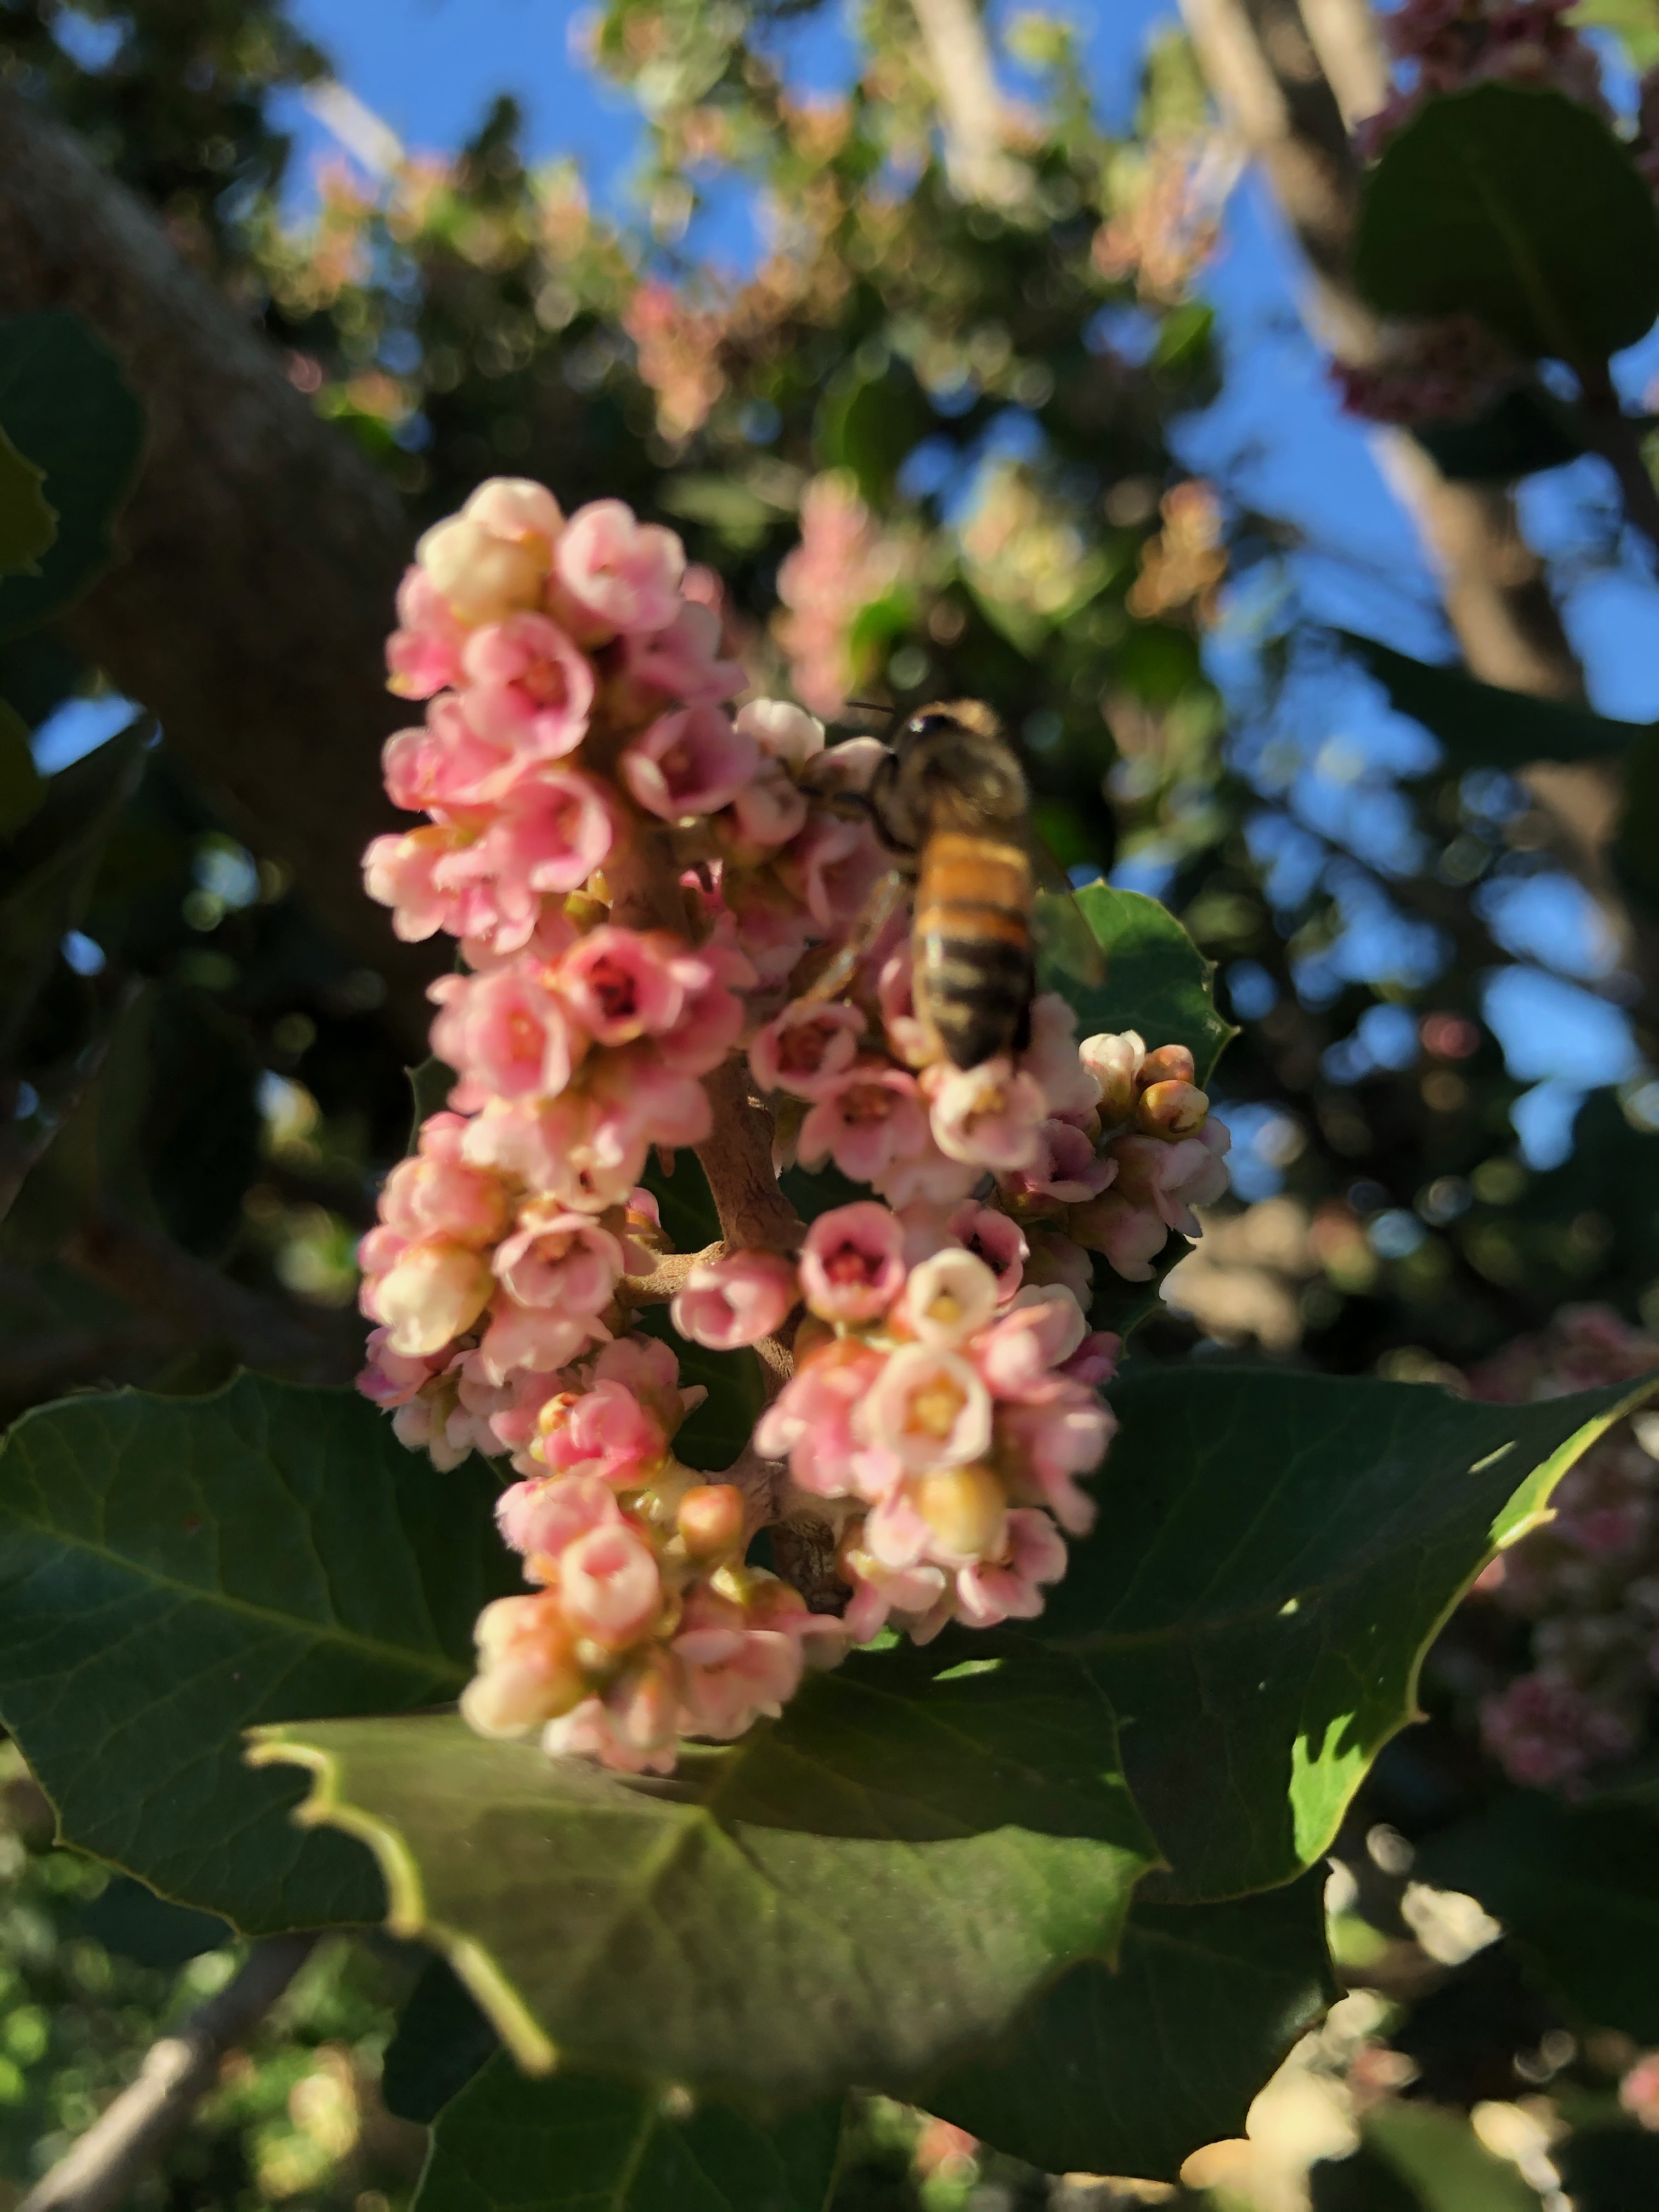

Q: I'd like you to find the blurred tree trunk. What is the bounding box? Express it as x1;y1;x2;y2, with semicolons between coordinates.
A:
0;86;436;1053
1177;0;1659;1006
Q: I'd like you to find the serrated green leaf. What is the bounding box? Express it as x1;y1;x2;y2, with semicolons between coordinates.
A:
249;1637;1159;2107
0;421;55;580
77;1874;230;1970
1344;630;1649;769
925;1872;1336;2179
0;312;144;641
1063;882;1234;1082
0;1373;520;1934
415;2052;845;2212
1354;85;1659;364
1032;1365;1655;1899
1417;1790;1659;2042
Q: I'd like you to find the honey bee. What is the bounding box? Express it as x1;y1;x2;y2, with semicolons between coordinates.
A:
807;698;1104;1070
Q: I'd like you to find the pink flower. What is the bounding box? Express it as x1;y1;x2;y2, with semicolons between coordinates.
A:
620;706;759;820
928;1058;1049;1170
841;1546;949;1643
460;1591;585;1738
554;499;686;638
750;1000;867;1099
493;1205;624;1313
956;1509;1069;1628
1005;1119;1115;1204
592;1333;703;1433
544;1658;679;1774
799;1202;908;1324
799;1066;929;1183
720;759;810;855
428;963;582;1110
589;1046;713;1156
874;1137;981;1211
1060;1331;1120;1388
1480;1671;1639;1791
735;697;825;768
363;824;468;943
364;1238;495;1358
674;1587;805;1738
357;1328;446;1409
974;1287;1088;1397
557;926;686;1043
558;1521;663;1645
387;567;467;698
878;943;934;1069
997;1376;1113;1533
723;871;816;986
1080;1030;1146;1122
459;612;594;763
536;1375;669;1487
624;601;745;702
476;1297;608;1385
859;1345;992;1472
496;1472;620;1560
417;478;562;624
896;1249;1001;1347
653;949;750;1076
671;1249;798;1348
381;696;506;815
754;1339;885;1495
444;764;618;900
1068;1189;1169;1282
776;813;885;929
947;1203;1028;1301
1021;994;1102;1121
375;1150;506;1247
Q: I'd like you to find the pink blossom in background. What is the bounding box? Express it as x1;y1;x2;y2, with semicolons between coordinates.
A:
620;706;760;820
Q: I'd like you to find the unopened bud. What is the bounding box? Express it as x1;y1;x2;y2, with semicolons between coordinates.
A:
1137;1044;1195;1090
417;516;545;622
1136;1080;1209;1137
678;1482;746;1558
916;1464;1007;1561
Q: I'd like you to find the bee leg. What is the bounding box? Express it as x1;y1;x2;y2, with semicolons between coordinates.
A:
797;867;909;1005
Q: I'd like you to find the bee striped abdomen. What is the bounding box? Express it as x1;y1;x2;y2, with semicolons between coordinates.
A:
913;831;1035;1069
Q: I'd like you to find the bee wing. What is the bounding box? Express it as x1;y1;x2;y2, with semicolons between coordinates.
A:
1029;834;1107;991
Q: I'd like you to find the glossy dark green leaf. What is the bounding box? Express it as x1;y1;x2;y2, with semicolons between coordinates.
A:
1344;630;1648;769
1616;727;1659;911
1063;882;1234;1083
1034;1364;1655;1899
1417;1790;1659;2041
415;2053;845;2212
926;1873;1336;2179
249;1637;1159;2107
1413;383;1587;481
383;1957;500;2126
77;1873;230;1969
1354;85;1659;363
0;421;55;580
0;1373;519;1934
0;313;144;641
1350;2104;1542;2211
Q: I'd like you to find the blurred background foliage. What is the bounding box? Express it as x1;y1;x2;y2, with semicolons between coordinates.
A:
4;0;1659;2203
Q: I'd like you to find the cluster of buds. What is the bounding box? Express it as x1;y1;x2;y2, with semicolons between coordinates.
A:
354;474;1231;1774
462;1336;840;1774
1448;1305;1659;1792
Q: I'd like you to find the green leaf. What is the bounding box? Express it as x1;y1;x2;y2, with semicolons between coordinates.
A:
0;313;144;642
1417;1790;1659;2042
1344;630;1647;769
383;1957;500;2125
0;421;55;580
1413;382;1589;482
0;1373;520;1934
415;2052;846;2212
815;361;932;504
249;1637;1159;2107
1616;726;1659;910
1556;2125;1659;2212
1354;2103;1543;2211
925;1872;1337;2179
1062;882;1234;1083
1033;1363;1655;1899
77;1873;230;1969
1354;84;1659;364
0;697;44;837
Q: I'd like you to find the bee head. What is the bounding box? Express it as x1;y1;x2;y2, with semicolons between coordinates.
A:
902;698;1004;744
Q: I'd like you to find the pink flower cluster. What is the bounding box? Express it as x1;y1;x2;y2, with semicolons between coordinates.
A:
754;974;1232;1285
353;471;1232;1776
772;472;907;719
757;1201;1120;1641
1447;1305;1659;1793
1360;0;1606;156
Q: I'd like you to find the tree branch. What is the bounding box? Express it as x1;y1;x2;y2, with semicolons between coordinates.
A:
0;87;435;1055
907;0;1031;208
19;1934;317;2212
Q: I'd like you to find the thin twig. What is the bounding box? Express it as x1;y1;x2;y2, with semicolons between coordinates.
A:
20;1935;317;2212
1579;364;1659;572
